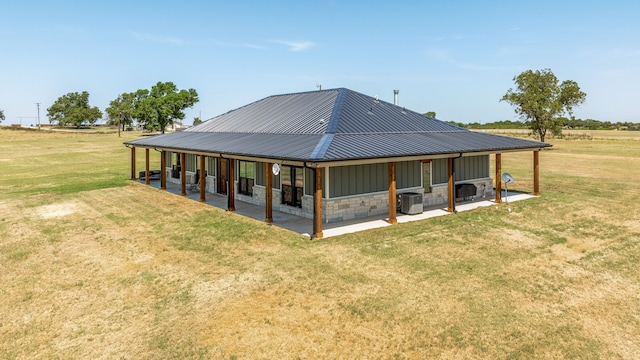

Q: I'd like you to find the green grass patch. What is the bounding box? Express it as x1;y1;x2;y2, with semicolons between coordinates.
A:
1;129;639;359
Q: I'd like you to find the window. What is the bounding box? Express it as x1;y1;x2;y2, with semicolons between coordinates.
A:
238;160;254;196
206;157;215;176
281;165;303;207
423;161;432;193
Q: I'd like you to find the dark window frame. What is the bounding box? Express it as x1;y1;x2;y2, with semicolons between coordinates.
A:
281;165;303;208
238;160;255;196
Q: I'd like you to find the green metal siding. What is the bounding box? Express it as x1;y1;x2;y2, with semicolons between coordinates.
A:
304;167;313;195
433;159;448;184
397;160;421;189
455;156;489;181
329;163;387;198
432;156;489;184
185;154;197;172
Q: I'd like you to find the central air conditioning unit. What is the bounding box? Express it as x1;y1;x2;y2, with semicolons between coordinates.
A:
400;192;423;215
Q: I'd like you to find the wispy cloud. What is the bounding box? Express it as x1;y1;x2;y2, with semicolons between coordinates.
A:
424;48;521;72
271;40;316;52
203;39;265;50
131;32;186;45
243;43;266;50
426;34;486;42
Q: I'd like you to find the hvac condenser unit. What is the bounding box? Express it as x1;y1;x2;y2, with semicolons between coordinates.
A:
400;192;423;215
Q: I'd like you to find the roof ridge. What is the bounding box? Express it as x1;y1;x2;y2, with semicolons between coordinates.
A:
268;87;344;99
324;88;347;134
305;89;347;159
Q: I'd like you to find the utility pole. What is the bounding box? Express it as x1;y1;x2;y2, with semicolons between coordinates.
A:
117;95;121;138
35;103;41;130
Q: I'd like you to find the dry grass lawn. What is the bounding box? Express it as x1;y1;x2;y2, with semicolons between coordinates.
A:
1;128;639;359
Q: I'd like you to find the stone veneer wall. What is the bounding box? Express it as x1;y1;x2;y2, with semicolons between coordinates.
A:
243;185;296;217
165;169;200;186
164;170;216;194
323;192;389;223
165;174;493;224
426;178;494;206
321;177;494;223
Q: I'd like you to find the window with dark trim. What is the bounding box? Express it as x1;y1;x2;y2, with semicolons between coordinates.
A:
281;165;303;208
238;160;254;196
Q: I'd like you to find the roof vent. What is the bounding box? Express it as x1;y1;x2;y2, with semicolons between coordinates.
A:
394;90;399;105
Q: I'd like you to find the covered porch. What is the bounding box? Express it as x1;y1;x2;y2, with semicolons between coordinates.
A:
136;177;534;238
129;147;542;239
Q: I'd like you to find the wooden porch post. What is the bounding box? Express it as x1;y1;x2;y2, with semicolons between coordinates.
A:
145;148;150;185
495;153;502;203
265;162;273;223
160;150;166;190
533;150;540;196
180;152;186;196
388;162;397;224
130;147;136;180
228;159;235;211
313;167;323;239
447;158;455;212
199;155;206;202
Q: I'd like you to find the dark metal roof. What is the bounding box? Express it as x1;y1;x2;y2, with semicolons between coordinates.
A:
125;88;550;162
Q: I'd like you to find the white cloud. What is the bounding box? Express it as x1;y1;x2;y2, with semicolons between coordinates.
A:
131;32;185;45
271;40;316;52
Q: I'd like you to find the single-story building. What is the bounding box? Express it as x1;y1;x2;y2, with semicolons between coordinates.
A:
125;88;550;238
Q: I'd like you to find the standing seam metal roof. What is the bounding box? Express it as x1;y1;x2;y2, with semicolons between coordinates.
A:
125;88;550;162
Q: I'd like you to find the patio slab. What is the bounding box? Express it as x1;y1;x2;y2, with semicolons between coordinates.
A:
137;179;534;238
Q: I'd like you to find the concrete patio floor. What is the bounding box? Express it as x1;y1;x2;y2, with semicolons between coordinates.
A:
138;179;534;238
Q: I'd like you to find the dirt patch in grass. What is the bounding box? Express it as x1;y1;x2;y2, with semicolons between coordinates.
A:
36;202;79;219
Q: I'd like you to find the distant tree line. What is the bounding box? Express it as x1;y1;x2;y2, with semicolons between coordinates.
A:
448;118;640;131
44;81;198;133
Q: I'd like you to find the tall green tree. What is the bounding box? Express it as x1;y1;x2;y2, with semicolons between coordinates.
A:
47;91;102;127
134;82;198;133
105;92;136;131
501;68;586;142
0;109;5;123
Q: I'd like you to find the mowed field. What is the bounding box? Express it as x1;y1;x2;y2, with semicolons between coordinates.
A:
1;128;639;359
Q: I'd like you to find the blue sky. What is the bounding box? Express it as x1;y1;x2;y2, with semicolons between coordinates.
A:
1;0;639;126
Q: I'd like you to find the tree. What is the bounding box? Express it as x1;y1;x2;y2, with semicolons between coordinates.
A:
105;92;136;131
133;82;198;133
501;68;586;142
192;116;202;126
424;111;437;118
0;109;4;123
47;91;102;127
